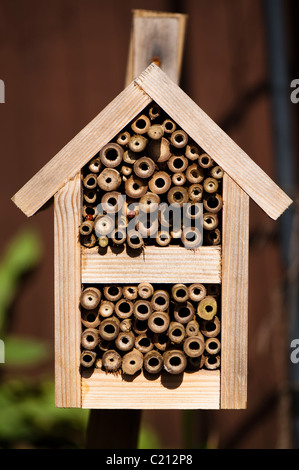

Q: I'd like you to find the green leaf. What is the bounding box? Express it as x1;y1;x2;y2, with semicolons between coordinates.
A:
3;335;49;365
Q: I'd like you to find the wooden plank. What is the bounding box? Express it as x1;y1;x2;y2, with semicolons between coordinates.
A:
220;173;249;409
134;63;293;220
82;369;220;410
54;173;82;408
81;246;221;284
125;9;187;86
12;82;152;217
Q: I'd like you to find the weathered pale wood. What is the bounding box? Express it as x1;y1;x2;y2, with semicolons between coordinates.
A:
81;246;221;284
82;369;220;410
54;173;82;408
12;82;152;217
220;173;249;409
134;63;293;220
125;9;187;86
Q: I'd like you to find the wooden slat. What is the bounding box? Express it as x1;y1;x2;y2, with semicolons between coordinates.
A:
125;9;187;86
12;82;152;217
134;63;292;220
82;369;220;410
81;246;221;284
54;173;82;408
220;173;249;409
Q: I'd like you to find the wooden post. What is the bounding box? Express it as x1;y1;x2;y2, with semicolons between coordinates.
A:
85;9;187;449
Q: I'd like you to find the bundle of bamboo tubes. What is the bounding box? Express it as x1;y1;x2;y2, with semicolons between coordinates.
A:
79;102;223;249
80;282;221;376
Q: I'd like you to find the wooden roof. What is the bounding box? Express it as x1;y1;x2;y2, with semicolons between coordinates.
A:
12;63;292;220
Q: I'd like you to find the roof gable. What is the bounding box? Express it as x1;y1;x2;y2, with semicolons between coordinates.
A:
12;63;292;219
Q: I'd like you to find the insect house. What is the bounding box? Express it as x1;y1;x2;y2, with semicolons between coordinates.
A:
11;63;292;410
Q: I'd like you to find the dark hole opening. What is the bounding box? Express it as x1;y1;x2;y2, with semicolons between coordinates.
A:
136;118;147;129
87;313;96;322
87;177;96;186
206;322;216;332
208;356;217;365
176;289;186;298
138;338;150;347
105;149;118;161
86;335;94;343
105;177;112;184
155;296;166;306
169;356;181;367
173;328;183;337
201;157;210;165
209;341;218;350
173;158;183;169
154;317;165;326
140;162;149;171
148;357;159;367
83;354;93;363
119;301;131;313
178;307;191;318
108;286;119;296
155;178;165;189
130;360;135;365
189;341;200;350
137;304;149;314
104;324;115;334
175;134;184;143
205;305;213;313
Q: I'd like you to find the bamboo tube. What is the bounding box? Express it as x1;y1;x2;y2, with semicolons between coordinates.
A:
197;296;217;321
186;163;204;184
119;318;133;333
88;156;102;173
82;204;98;219
133;156;156;179
116;131;131;146
170;129;188;148
98;300;115;318
94;215;114;237
101;191;124;214
188;283;207;302
121;164;133;177
129;134;148;153
156;230;172;247
158;202;174;228
162;119;176;134
188;184;203;203
136;215;159;238
102;349;122;372
80;350;96;368
153;332;170;352
127;230;144;249
206;228;221;246
148;311;170;333
210;165;224;179
185;319;200;337
207;284;221;296
132;318;148;335
95;357;103;369
80;233;97;248
203;193;223;213
183;334;205;358
137;282;154;299
111;227;126;245
147;124;164;140
115;331;135;352
167;155;188;173
163;349;187;375
125;174;148;199
131;114;151;134
98;338;112;352
143;350;163;374
97;168;122;191
204;354;220;370
83;189;99;204
171;284;189;303
122;348;143;375
115;298;134;319
172;172;186;186
203;177;219;194
83;173;98;190
81;309;101;328
148;138;171;163
182;227;202;249
168;321;186;344
99;142;123;168
173;301;195;324
167;186;189;206
98;316;120;341
79;220;94;236
98;235;109;248
148;171;171;194
170;227;182;239
123;149;139;165
151;290;170;312
205;337;221;355
81;328;99;350
80;287;102;310
118;215;128;229
134;300;152;320
203;213;219;231
185;143;201;161
198;153;214;169
187;355;205;371
200;316;221;338
103;285;123;302
135;333;154;354
139;192;160;214
184;203;202;220
148;104;161;120
123;285;138;301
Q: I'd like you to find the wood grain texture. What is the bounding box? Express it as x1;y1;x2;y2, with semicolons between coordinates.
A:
12;82;151;217
82;369;220;409
134;63;292;220
81;246;221;284
220;173;249;409
125;10;187;86
54;173;82;408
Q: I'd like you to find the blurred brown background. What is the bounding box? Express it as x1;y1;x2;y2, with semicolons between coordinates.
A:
1;0;299;449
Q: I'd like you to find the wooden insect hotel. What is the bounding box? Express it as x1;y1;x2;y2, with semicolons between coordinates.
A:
11;61;292;410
